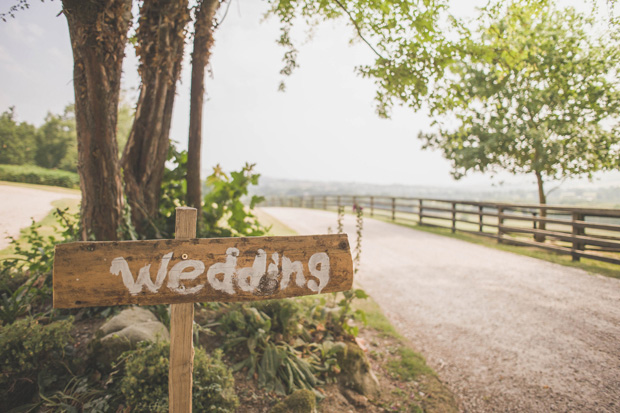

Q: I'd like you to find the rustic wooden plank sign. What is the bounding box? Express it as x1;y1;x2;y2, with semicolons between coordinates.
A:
52;207;354;412
53;233;353;308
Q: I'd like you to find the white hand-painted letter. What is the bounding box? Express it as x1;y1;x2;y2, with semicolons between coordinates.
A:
237;249;267;292
110;252;173;295
206;248;238;295
307;252;330;293
167;260;205;295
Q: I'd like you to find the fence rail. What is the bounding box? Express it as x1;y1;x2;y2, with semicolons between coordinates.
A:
263;195;620;266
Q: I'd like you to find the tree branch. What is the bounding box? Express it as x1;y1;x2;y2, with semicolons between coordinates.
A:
332;0;386;60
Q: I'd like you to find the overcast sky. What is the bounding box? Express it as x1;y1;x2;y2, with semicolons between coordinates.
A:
0;0;617;190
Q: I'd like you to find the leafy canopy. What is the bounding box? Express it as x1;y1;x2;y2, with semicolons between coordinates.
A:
420;0;620;190
267;0;455;117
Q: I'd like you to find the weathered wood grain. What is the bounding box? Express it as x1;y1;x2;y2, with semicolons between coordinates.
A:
53;233;353;308
169;207;196;413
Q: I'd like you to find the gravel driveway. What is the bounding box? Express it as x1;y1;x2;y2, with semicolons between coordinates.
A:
0;184;80;250
261;207;620;412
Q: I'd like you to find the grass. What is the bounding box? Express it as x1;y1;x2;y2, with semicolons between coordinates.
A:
0;164;80;188
254;209;298;236
0;180;80;195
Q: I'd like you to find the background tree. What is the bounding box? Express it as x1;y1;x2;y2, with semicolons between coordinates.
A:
421;0;620;234
121;0;190;236
55;0;456;239
35;105;77;171
186;0;220;220
62;0;132;241
0;107;36;165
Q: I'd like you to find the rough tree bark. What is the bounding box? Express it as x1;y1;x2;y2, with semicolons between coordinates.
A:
122;0;190;236
186;0;221;219
62;0;131;241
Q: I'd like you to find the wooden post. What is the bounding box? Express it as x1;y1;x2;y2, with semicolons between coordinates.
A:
170;207;197;413
451;202;456;233
478;205;483;233
497;206;504;243
418;199;423;225
532;212;538;230
572;212;585;262
391;197;396;221
370;197;374;217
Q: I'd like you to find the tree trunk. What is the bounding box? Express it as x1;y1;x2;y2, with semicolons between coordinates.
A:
62;0;131;241
122;0;190;237
535;170;547;242
187;0;221;224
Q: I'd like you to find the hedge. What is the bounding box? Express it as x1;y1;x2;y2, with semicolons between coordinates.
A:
0;164;79;188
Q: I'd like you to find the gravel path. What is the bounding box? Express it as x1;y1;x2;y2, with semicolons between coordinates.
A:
0;184;80;249
261;207;620;412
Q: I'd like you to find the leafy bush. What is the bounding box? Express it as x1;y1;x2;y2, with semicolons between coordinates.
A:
1;208;80;324
0;317;74;408
0;164;79;188
201;163;267;238
156;145;268;239
119;341;238;412
214;298;346;396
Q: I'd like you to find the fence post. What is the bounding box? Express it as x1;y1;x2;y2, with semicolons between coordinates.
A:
370;197;374;217
451;202;456;233
497;206;504;243
419;199;423;225
478;205;483;232
532;212;538;230
391;198;396;221
572;212;585;262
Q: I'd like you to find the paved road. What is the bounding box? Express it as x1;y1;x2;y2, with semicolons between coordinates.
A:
0;184;80;249
261;207;620;412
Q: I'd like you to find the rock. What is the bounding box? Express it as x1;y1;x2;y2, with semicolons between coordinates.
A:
270;389;317;413
335;342;380;398
99;307;159;335
342;388;370;408
91;307;169;367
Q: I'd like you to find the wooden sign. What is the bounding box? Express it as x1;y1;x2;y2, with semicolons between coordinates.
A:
53;233;353;309
52;207;354;413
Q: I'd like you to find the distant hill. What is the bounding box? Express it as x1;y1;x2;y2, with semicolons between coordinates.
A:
253;176;620;208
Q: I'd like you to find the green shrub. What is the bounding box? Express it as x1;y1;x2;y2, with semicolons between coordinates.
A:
0;317;74;408
216;299;337;395
0;164;79;188
120;341;238;412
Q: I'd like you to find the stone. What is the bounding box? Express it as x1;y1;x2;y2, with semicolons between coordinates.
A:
91;307;169;367
99;307;159;335
270;389;317;413
335;342;380;398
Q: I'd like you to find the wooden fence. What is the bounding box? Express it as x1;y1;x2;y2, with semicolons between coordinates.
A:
263;195;620;266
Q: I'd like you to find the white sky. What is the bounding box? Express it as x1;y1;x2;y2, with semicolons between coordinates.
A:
0;0;617;190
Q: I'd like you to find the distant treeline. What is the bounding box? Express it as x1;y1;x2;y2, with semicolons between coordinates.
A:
0;103;133;173
0;106;77;172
